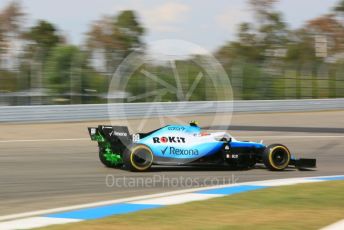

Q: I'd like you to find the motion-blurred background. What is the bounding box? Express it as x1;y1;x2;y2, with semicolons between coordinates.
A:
0;0;343;105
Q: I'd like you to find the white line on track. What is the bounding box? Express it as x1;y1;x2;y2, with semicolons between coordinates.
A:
0;136;343;144
236;136;344;138
321;219;344;230
129;193;223;205
0;138;89;143
0;217;82;230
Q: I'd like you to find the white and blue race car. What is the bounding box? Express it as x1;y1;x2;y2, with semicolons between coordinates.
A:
88;122;316;172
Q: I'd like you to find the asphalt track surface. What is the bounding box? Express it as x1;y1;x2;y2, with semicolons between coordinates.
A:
0;110;343;216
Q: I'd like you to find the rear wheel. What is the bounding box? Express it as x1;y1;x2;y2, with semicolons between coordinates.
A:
263;144;291;171
123;145;154;172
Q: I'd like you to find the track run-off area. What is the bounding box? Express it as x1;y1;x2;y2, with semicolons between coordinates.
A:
0;110;343;217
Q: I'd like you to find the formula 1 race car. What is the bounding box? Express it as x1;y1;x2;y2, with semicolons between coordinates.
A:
88;122;316;172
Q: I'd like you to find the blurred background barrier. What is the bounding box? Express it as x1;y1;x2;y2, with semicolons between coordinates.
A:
1;1;344;106
1;99;344;122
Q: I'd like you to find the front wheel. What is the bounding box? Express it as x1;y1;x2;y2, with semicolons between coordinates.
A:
123;145;154;172
262;144;291;171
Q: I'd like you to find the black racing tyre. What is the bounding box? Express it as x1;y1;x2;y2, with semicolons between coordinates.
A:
99;147;123;168
262;144;291;171
123;145;154;172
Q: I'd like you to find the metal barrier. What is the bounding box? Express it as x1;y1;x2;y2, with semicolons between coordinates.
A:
1;99;344;122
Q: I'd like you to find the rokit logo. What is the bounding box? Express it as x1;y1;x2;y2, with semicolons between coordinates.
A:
161;147;199;156
153;136;186;143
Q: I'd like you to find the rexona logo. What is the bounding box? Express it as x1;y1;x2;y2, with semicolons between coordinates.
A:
161;147;199;156
153;136;186;143
109;131;128;137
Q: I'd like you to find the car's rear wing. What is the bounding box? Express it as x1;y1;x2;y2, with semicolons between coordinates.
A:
87;125;132;147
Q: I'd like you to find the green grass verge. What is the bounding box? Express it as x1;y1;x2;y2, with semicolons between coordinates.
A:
40;181;344;230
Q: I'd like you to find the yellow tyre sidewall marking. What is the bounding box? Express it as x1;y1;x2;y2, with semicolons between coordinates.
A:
130;145;154;171
269;146;291;170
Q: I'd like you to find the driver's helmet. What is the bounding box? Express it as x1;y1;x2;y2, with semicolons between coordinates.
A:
190;120;199;127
